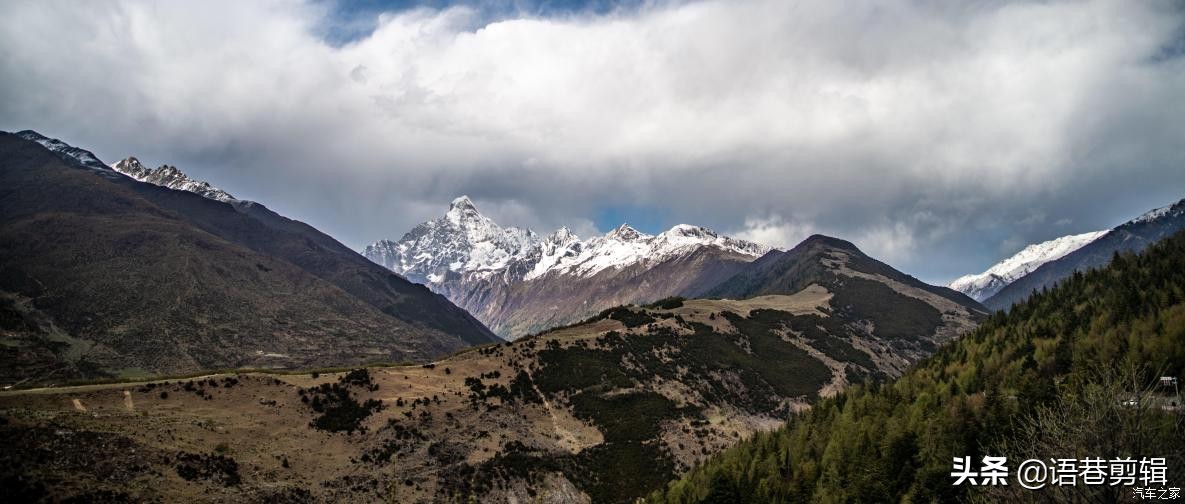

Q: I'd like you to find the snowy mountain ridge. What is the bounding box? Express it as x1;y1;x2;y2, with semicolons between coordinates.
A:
981;197;1185;310
1129;200;1185;225
364;196;772;285
950;230;1108;302
10;131;237;203
111;157;237;202
15;130;109;171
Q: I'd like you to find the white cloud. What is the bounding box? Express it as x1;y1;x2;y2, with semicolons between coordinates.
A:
852;222;919;266
730;215;816;250
2;0;1183;283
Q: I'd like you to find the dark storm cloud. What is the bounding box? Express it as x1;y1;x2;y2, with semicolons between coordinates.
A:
1;0;1183;284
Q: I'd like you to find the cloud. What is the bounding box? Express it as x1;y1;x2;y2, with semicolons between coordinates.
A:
730;215;816;251
1;0;1183;284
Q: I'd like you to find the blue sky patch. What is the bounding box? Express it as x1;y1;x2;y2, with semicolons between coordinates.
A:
595;203;668;236
315;0;647;45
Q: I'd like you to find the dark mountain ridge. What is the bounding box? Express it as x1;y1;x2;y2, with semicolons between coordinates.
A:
0;132;498;385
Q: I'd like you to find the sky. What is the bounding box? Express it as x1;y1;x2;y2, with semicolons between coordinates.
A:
2;0;1184;285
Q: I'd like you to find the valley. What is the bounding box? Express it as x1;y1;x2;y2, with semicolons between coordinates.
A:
0;240;984;502
1;128;1180;503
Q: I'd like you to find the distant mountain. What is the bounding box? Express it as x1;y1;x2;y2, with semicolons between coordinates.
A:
983;198;1185;311
949;230;1108;301
364;196;772;337
0;131;498;385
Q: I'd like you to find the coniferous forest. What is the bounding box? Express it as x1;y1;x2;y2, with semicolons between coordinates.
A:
650;231;1185;503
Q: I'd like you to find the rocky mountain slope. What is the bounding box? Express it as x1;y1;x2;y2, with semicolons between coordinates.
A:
365;197;772;337
0;244;985;502
984;198;1185;311
0;131;498;386
949;230;1108;301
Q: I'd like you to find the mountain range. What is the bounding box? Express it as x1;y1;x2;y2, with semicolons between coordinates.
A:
949;198;1185;310
981;198;1185;310
364;197;774;337
949;230;1109;301
0;131;499;385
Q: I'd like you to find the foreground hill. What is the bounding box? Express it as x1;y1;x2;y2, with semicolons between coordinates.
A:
983;198;1185;311
365;197;771;338
649;230;1185;503
0;132;498;386
0;240;984;502
710;234;987;359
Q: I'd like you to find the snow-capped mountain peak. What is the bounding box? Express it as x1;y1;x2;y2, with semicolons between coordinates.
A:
950;230;1108;301
545;226;580;248
606;223;647;242
667;223;713;238
364;198;772;285
655;224;771;258
364;197;538;283
450;194;477;210
446;195;484;222
112;157;151;178
110;157;236;202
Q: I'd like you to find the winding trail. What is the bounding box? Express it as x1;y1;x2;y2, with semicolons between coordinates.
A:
524;370;581;452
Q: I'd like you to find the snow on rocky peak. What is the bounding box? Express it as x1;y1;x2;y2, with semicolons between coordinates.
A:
111;157;236;202
950;230;1109;301
659;224;771;258
606;223;646;241
111;157;152;179
526;227;585;280
534;223;772;280
15;130;109;171
364;197;772;285
363;195;538;283
1128;199;1185;225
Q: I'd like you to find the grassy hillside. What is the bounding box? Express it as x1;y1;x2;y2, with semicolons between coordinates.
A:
650;231;1185;503
0;277;983;503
